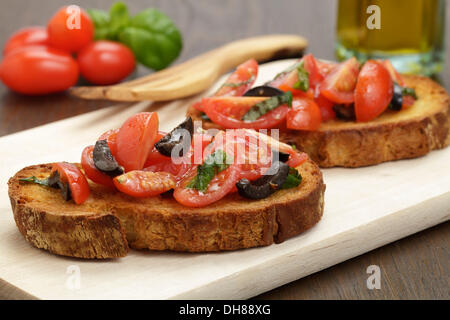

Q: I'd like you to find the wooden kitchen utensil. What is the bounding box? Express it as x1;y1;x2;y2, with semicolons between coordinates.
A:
70;34;308;101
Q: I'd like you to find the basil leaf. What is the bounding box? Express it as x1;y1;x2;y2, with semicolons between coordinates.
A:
118;8;183;70
108;1;130;40
293;60;309;91
87;8;112;40
19;176;50;186
402;87;417;99
187;150;232;192
281;168;302;189
242;91;293;121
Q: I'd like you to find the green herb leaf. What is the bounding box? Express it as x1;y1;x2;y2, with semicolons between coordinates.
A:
292;60;309;91
402;87;417;99
118;8;183;70
19;176;50;186
221;75;255;88
108;1;130;40
280;168;302;189
242;91;293;121
200;112;211;121
187;150;232;192
87;8;112;40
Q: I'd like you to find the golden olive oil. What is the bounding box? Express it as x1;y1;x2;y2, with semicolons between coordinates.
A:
336;0;445;75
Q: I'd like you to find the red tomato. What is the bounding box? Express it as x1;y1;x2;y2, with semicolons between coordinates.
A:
174;163;240;208
194;59;258;112
47;6;94;52
202;96;289;129
52;162;90;204
382;60;404;86
402;95;415;109
77;41;136;85
316;59;337;78
320;57;359;104
98;129;119;156
114;171;176;198
315;91;336;121
354;60;394;122
286;97;322;131
116;112;159;172
143;131;168;167
3;27;49;56
0;46;79;95
214;58;258;96
81;146;115;188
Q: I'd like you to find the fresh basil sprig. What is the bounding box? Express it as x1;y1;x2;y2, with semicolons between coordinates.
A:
280;167;302;189
88;2;183;70
242;91;293;121
19;176;51;186
187;150;232;192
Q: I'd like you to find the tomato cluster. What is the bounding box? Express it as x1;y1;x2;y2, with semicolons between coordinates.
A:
198;55;415;130
0;6;136;95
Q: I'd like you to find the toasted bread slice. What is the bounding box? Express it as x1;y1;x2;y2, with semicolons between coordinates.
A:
8;158;325;259
188;75;450;167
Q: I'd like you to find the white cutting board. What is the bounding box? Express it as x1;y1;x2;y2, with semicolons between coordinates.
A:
0;60;449;300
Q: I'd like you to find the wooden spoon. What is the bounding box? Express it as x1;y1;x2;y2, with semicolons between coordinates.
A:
70;34;307;101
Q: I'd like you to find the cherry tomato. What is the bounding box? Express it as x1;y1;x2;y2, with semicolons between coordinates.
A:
47;6;94;52
320;57;359;104
286;97;322;131
0;46;79;95
202;96;289;129
81;146;115;188
113;171;176;198
116;112;159;172
382;60;404;86
174;162;240;208
316;59;337;78
354;60;393;122
77;40;136;85
52;162;90;204
3;27;49;56
143;131;169;167
315;91;336;121
194;59;258;112
98;128;119;156
402;95;415;109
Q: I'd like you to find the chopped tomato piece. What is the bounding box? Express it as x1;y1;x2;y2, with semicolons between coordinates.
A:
315;91;336;121
116;112;159;172
52;162;90;204
320;57;359;104
316;59;337;77
286;97;322;131
143;131;169;167
113;171;176;198
355;60;393;122
81;146;115;188
382;60;404;86
402;95;415;109
98;128;119;156
202;96;289;129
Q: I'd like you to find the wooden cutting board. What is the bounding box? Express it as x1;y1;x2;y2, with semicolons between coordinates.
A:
0;59;448;299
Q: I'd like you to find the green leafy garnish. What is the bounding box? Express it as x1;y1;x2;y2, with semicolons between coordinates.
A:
200;112;211;121
19;176;51;186
187;150;232;192
221;75;255;88
402;87;417;99
88;2;182;70
292;60;309;92
281;167;302;189
242;91;293;121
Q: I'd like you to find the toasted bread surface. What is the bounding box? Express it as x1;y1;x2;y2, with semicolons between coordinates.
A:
188;75;450;167
8;158;325;258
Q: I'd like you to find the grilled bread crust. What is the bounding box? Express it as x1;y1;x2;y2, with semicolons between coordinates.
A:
187;75;450;167
8;158;325;259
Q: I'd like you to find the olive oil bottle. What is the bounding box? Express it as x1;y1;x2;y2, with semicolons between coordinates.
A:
336;0;445;76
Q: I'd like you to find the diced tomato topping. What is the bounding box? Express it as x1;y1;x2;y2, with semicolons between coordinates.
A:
52;162;90;204
113;171;176;198
286;97;322;131
80;145;115;188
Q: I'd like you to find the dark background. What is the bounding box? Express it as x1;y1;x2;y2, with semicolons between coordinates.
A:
0;0;448;299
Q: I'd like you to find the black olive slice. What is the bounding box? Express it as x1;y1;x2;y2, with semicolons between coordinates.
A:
47;170;72;201
236;161;290;200
333;104;356;121
155;117;194;157
243;85;284;97
272;150;290;163
93;139;124;177
389;82;403;111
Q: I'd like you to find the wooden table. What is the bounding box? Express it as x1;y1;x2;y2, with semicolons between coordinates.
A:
0;0;448;300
